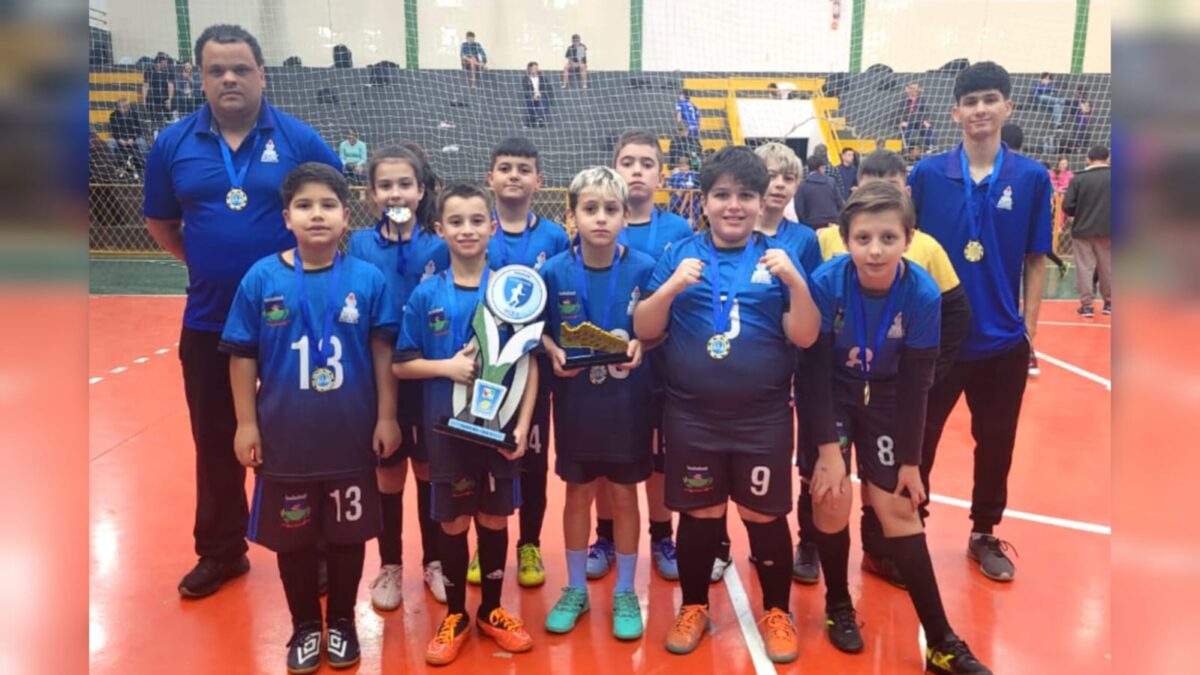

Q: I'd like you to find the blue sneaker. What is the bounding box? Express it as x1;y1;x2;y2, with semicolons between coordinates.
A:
586;538;615;579
612;591;644;640
545;586;590;633
651;538;679;580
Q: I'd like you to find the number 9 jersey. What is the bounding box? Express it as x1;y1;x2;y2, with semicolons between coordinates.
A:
220;253;399;480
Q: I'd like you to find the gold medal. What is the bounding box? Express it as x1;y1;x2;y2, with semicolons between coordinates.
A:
588;365;607;385
310;366;336;392
226;187;249;211
707;333;731;360
863;381;871;406
964;240;984;262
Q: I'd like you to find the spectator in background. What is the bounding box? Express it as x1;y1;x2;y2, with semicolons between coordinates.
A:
1062;145;1112;317
1049;156;1073;194
338;130;368;182
834;147;858;199
460;31;487;87
523;61;552;127
666;155;701;223
767;82;797;99
676;92;700;139
175;61;201;116
562;33;588;89
810;143;846;197
793;154;844;229
107;97;149;169
142;52;175;127
1070;87;1093;151
1031;72;1065;128
898;81;933;152
1000;122;1024;151
668;123;700;168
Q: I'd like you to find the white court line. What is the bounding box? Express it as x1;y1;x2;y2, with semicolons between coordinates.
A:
1039;320;1110;328
89;377;103;385
109;366;127;374
1035;350;1112;390
132;357;149;364
722;561;776;675
154;348;170;355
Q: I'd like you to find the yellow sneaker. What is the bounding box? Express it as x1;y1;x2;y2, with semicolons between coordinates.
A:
477;607;533;653
517;543;545;588
758;608;800;664
665;604;711;655
466;550;481;586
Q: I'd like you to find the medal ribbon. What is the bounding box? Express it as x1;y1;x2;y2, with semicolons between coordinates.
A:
707;233;761;335
573;244;623;331
618;207;660;254
444;267;491;349
375;216;419;277
293;250;344;369
491;210;536;267
849;263;902;381
960;144;1005;251
216;128;266;197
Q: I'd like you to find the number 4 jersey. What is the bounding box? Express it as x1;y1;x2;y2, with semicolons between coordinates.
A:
220;253;399;481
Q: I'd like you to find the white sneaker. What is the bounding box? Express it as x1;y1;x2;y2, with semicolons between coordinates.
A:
424;561;448;604
369;564;403;611
710;555;732;583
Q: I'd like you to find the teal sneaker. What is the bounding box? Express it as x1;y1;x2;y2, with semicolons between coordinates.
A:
612;591;644;640
545;587;590;634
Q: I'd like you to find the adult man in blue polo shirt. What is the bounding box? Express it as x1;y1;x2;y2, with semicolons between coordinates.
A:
908;62;1051;583
144;23;341;599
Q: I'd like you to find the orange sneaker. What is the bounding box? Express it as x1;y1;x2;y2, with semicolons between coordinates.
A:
477;607;533;653
425;613;469;666
758;608;800;663
665;604;711;655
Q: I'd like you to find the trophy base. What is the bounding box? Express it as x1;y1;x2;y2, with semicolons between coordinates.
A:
564;352;632;369
434;417;518;451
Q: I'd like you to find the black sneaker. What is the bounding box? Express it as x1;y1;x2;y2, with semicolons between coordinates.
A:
317;554;328;597
824;601;864;654
1102;302;1111;316
286;621;323;674
926;637;992;674
791;542;820;584
1077;304;1095;319
967;534;1017;582
861;551;907;589
178;554;250;598
326;617;361;669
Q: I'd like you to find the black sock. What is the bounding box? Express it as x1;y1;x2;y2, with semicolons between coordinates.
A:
476;522;509;620
517;465;546;548
439;527;470;616
416;480;438;565
715;512;732;561
378;492;403;565
677;513;721;606
888;533;953;644
744;517;793;612
813;526;852;607
797;483;814;543
325;542;366;622
971;522;994;536
649;518;672;542
277;546;322;627
860;506;886;558
597;518;615;542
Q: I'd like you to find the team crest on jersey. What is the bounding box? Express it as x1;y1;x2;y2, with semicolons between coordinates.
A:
682;465;714;494
887;312;905;339
627;286;641;315
836;421;850;451
280;493;312;528
534;251;548;271
558;291;581;320
997;185;1013;210
420;260;436;283
450;477;476;498
751;262;772;285
263;296;289;327
428;308;449;336
261;139;279;163
339;292;360;324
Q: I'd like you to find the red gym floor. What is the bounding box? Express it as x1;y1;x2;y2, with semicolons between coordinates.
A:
89;296;1110;674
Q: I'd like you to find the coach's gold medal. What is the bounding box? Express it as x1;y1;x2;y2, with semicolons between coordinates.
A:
589;365;607;385
964;240;984;262
311;367;336;392
707;334;731;360
863;381;871;406
226;187;249;211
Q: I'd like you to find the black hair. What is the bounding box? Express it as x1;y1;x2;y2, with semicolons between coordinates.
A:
699;146;769;196
527;61;539;70
806;154;826;172
1000;123;1024;151
953;61;1012;101
194;24;264;68
465;31;476;38
859;150;907;179
1087;145;1111;162
1040;72;1052;80
367;144;437;232
435;182;493;222
612;129;663;166
490;136;540;172
280;162;350;207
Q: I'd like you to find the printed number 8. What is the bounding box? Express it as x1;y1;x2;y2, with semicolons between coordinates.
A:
876;435;895;467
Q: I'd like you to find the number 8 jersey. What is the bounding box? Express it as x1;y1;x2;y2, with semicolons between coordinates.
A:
220;253;399;480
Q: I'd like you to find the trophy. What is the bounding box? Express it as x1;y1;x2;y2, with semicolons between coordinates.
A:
435;265;547;450
559;321;633;369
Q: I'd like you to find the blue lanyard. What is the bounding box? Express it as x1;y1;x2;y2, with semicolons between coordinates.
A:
706;233;761;334
572;244;623;330
292;250;343;368
492;210;536;267
960;145;1005;245
619;207;660;254
849;263;902;380
374;216;420;277
215;128;265;193
444;267;490;349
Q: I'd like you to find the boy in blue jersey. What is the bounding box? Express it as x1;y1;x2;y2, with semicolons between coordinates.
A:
908;61;1051;583
585;130;694;583
480;136;570;588
540;167;657;639
806;181;991;674
347;145;451;609
394;183;539;665
635;146;821;663
676;92;700;139
666;156;702;223
221;163;401;673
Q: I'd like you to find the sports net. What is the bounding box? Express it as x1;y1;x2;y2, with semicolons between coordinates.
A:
89;0;1110;266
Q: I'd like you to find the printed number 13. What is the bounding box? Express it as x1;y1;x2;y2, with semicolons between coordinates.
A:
290;336;344;390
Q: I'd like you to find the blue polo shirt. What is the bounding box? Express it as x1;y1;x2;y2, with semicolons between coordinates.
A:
143;99;342;332
908;143;1051;360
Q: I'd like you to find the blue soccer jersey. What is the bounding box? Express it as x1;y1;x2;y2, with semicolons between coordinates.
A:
767;218;824;276
908;143;1052;360
647;232;803;429
486;214;570;272
541;246;657;462
347;223;449;319
220;253;397;481
810;255;941;383
621;207;694;261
